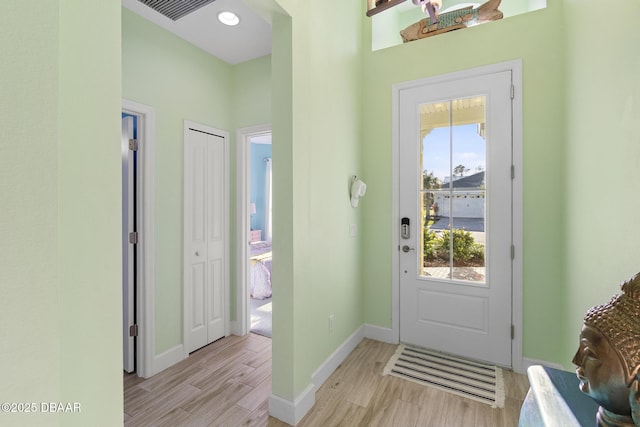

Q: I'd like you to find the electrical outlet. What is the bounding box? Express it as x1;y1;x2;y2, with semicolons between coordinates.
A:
328;314;334;333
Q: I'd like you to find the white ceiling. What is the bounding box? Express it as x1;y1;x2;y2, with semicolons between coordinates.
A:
122;0;272;65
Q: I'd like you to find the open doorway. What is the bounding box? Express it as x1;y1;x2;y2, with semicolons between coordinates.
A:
121;99;156;378
236;124;272;338
248;134;272;337
121;112;137;373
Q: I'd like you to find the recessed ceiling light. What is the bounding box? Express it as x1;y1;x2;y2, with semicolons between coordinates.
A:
218;11;240;26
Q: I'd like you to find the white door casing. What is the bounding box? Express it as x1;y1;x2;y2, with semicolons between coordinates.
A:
184;122;229;354
398;68;515;367
122;116;135;373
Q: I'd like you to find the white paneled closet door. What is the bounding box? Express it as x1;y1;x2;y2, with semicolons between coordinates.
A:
184;125;227;354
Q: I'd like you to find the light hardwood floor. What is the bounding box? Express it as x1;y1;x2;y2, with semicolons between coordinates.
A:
124;334;529;426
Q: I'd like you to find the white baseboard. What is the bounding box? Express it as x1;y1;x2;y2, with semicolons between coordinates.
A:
363;323;397;344
269;384;315;426
312;326;364;389
229;320;241;336
151;344;185;376
269;326;366;425
523;357;565;372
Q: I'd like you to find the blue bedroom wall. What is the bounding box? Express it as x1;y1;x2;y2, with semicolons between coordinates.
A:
250;142;272;234
121;113;138;139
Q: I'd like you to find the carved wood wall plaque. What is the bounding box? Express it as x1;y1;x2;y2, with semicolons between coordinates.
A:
400;0;503;42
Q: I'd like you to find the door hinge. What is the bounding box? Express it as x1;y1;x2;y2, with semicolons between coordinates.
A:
129;138;139;151
129;231;139;244
510;84;515;100
511;245;515;260
511;324;515;339
511;165;515;179
129;324;138;337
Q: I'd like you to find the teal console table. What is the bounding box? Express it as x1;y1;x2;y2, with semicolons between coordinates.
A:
519;365;599;426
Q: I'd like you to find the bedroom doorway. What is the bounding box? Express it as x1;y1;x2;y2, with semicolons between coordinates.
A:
248;134;272;337
236;125;272;338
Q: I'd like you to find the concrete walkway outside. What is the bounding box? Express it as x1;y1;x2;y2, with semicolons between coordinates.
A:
423;266;486;282
429;216;484;232
428;216;485;245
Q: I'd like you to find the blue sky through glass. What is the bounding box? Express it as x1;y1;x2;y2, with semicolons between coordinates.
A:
422;123;486;182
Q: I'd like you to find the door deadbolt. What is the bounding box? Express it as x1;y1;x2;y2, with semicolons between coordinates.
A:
401;217;410;239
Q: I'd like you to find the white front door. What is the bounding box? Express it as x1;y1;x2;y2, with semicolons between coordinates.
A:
399;70;513;367
184;125;227;354
122;115;135;373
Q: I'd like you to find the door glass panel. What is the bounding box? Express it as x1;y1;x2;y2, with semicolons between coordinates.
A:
419;96;486;284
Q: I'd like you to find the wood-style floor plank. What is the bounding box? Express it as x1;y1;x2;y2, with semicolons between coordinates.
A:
124;335;529;427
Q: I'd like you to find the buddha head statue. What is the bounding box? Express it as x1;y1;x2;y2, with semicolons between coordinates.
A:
572;272;640;427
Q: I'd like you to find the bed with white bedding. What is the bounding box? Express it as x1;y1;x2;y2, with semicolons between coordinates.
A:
250;241;272;300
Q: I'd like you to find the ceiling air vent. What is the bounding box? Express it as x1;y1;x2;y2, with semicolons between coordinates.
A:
137;0;218;21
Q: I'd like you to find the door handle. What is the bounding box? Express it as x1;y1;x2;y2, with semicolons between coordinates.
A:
402;245;415;253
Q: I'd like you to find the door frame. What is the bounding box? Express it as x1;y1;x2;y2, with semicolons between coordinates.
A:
122;99;156;378
182;120;231;358
391;60;524;373
235;123;272;336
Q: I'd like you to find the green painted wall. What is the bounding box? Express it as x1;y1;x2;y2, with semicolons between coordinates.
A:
269;8;296;400
230;55;273;319
263;0;366;400
361;4;570;366
562;0;640;365
362;0;640;370
122;9;233;354
289;0;364;398
59;2;122;424
1;3;61;426
232;55;272;130
1;1;122;425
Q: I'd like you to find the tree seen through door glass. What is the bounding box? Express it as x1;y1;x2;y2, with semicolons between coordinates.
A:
419;97;486;283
